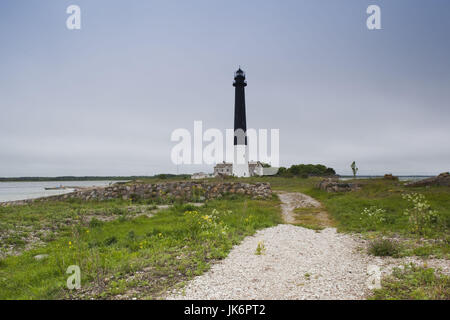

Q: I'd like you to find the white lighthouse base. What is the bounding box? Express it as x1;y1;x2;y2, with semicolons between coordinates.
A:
232;145;249;177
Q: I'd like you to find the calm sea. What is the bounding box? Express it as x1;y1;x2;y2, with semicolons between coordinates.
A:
0;181;126;203
339;176;431;181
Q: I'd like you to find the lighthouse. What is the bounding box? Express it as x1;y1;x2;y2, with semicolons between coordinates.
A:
213;68;264;178
232;68;250;177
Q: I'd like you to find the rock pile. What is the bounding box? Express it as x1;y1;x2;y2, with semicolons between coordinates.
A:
317;178;360;193
405;172;450;187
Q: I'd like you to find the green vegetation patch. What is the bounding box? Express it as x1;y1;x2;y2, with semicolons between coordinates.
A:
368;239;400;257
292;207;334;230
370;263;450;300
0;199;137;257
0;197;281;300
276;164;336;178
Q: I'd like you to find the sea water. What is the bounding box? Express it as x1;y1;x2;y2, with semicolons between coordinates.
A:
0;181;125;202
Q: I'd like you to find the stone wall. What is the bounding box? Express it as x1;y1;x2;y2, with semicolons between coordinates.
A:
0;181;272;207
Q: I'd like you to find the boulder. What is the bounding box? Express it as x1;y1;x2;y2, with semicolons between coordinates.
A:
34;254;49;261
317;178;360;192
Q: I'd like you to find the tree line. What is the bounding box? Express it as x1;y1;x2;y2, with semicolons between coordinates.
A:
276;164;336;177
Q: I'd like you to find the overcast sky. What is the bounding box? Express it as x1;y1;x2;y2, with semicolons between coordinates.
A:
1;0;449;177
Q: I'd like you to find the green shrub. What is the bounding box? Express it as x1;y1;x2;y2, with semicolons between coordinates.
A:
255;241;266;255
179;203;197;212
89;218;103;228
117;215;128;223
368;239;400;257
360;206;387;230
104;236;118;246
276;164;335;177
403;193;442;236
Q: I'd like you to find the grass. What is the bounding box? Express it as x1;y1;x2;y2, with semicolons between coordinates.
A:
0;196;281;299
369;263;450;300
292;206;334;230
310;179;449;236
0;199;144;257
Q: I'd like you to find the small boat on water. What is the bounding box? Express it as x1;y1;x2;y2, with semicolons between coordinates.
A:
44;185;67;190
44;185;81;191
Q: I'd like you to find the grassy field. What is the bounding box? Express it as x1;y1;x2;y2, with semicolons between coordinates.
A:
0;175;448;300
248;176;449;243
0;196;281;299
369;263;449;300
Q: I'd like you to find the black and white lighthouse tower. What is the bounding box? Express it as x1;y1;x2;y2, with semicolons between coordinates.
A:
232;68;249;177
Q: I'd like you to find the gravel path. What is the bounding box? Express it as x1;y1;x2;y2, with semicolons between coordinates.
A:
166;192;449;300
167;225;373;299
277;192;321;223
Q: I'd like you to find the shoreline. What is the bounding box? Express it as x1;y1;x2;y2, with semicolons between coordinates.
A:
0;180;124;204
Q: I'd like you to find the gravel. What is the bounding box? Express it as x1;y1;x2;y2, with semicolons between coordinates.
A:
167;225;373;299
166;192;449;300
